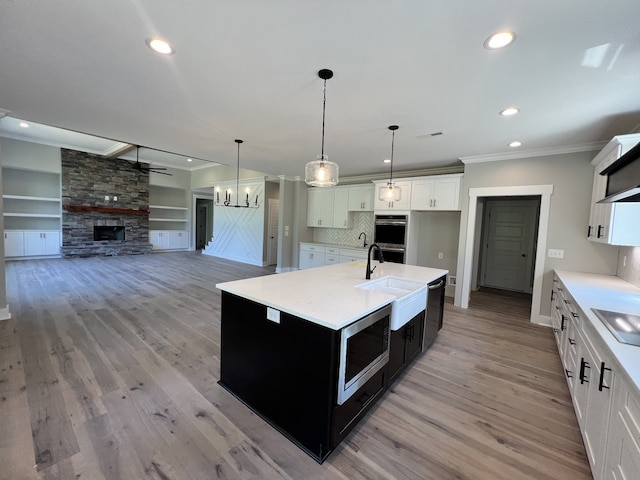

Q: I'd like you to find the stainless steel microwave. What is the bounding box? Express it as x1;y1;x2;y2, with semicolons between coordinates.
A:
337;305;391;405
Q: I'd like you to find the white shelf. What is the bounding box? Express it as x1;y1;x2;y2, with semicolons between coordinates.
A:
149;218;188;222
3;213;61;218
149;204;188;211
3;194;60;202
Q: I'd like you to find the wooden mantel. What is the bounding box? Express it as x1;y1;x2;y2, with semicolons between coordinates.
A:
63;205;150;215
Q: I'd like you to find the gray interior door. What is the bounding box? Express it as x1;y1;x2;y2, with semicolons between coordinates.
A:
480;199;539;292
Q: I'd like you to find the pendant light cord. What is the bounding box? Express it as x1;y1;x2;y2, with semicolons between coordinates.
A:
321;78;327;160
389;129;395;185
236;141;240;206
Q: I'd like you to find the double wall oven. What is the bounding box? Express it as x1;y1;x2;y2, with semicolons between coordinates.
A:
373;215;407;264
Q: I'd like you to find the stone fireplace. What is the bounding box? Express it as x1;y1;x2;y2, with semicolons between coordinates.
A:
61;149;153;258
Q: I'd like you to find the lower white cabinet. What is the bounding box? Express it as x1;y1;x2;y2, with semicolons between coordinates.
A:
299;243;325;269
553;273;639;480
150;230;189;251
299;243;369;269
4;230;60;257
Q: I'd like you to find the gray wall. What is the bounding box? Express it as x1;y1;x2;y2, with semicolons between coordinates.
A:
0;136;6;318
455;151;620;317
617;246;640;288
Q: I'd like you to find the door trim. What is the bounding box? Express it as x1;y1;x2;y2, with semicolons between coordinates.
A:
457;185;553;325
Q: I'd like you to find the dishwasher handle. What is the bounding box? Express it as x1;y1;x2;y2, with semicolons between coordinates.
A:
428;280;445;290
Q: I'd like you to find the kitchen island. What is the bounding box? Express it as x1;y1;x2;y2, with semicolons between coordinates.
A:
216;260;447;463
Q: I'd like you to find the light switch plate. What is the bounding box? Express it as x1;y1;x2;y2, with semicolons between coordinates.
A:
548;249;564;259
266;307;280;323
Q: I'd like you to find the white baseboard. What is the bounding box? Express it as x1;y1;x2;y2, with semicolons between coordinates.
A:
0;305;11;321
276;267;297;273
532;314;552;327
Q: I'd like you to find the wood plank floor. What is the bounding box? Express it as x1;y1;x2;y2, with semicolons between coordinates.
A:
1;252;592;479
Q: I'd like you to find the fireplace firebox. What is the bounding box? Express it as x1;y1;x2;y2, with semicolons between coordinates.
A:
94;226;125;241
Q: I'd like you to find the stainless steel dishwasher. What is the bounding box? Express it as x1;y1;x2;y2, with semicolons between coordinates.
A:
423;275;446;350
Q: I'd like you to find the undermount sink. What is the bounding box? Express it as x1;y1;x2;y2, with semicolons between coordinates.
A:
356;276;427;331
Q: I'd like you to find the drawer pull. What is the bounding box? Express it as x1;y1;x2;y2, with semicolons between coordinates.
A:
579;358;590;384
598;362;611;392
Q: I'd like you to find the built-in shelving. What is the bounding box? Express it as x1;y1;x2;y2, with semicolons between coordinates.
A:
148;185;189;250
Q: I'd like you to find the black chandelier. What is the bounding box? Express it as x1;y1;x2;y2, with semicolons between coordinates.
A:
215;139;259;208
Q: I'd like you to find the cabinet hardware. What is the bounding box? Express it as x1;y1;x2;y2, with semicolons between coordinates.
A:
551;290;556;301
569;338;576;345
587;225;593;237
553;328;559;333
579;358;590;384
356;391;372;405
571;312;579;318
598;362;611;392
565;368;573;379
597;225;604;238
561;315;567;331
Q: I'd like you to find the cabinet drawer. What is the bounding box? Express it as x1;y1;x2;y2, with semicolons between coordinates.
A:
332;367;386;447
325;254;340;264
326;247;340;255
300;244;325;253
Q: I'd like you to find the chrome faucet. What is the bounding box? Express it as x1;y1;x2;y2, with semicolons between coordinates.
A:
358;232;368;248
366;244;385;279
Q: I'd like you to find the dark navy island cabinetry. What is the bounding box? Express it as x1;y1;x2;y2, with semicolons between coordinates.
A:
216;261;448;463
219;292;390;463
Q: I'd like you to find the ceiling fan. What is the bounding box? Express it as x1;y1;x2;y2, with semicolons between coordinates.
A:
129;146;172;176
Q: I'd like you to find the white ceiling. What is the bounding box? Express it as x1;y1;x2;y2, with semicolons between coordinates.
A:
1;1;640;178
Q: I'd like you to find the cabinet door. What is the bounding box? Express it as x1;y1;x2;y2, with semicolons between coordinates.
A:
347;185;374;211
24;231;46;256
41;231;60;255
150;230;162;250
299;250;325;269
432;177;461;210
410;180;434;210
4;231;25;257
404;311;425;364
307;188;334;227
332;188;351;228
374;181;412;211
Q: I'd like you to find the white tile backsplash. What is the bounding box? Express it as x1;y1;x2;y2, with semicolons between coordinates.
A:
618;246;640;288
312;212;374;247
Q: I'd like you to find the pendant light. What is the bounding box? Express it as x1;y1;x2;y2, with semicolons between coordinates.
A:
379;125;401;202
215;139;259;208
305;69;339;187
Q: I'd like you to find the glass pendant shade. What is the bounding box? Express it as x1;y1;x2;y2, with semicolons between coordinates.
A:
305;154;339;187
379;182;401;201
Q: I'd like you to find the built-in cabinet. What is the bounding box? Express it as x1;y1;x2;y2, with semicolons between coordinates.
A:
552;273;640;480
388;311;425;384
410;174;462;211
373;180;413;211
149;184;189;251
299;243;368;269
306;187;352;228
2;166;62;258
587;134;640;246
347;185;374;211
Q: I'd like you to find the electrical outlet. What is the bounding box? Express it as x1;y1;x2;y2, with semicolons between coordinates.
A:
438;252;444;259
548;249;564;259
113;196;118;201
266;307;280;324
104;195;109;201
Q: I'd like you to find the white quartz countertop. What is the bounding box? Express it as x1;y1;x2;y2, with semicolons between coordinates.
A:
555;270;640;395
216;261;448;330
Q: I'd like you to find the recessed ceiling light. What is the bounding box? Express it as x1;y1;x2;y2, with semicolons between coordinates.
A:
509;141;522;148
19;121;29;128
383;159;391;164
484;31;516;49
146;38;175;55
187;158;192;162
499;107;520;117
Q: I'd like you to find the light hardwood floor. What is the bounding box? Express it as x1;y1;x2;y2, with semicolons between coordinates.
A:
1;252;592;480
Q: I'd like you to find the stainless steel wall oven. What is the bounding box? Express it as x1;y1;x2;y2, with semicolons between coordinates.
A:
374;215;407;263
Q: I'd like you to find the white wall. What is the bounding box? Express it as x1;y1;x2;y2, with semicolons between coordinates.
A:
617;246;640;288
1;137;60;172
455;151;620;318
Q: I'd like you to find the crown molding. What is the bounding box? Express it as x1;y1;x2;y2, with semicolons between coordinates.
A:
460;142;605;164
336;165;465;185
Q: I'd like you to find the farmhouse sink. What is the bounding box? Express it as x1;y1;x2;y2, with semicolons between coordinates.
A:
356;276;427;331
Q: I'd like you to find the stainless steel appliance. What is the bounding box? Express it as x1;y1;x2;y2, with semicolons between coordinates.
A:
337;304;391;405
591;309;640;346
423;276;446;350
599;139;640;203
374;215;407;263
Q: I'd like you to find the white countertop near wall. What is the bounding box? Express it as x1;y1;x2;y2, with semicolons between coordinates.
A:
216;261;448;330
555;270;640;394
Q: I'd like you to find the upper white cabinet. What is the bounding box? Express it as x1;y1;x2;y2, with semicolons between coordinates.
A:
588;135;640;246
373;180;412;211
347;184;374;211
307;187;351;228
307;188;335;227
410;174;462;211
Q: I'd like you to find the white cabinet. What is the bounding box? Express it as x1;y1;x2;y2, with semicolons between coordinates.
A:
4;231;25;257
604;376;640;480
332;188;352;228
410;174;462;211
299;243;326;269
24;231;61;256
150;230;190;251
4;230;60;257
339;247;368;263
588;135;640;245
307;188;334;227
373;180;412;211
306;187;351;228
347;185;374;211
